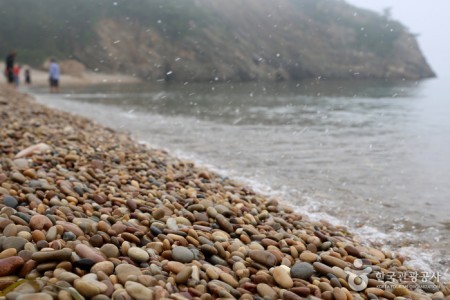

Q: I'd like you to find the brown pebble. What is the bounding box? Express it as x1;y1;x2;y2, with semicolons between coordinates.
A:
0;256;24;276
29;215;52;230
249;250;277;267
344;245;361;258
215;214;234;233
321;255;350;269
256;283;277;299
153;208;165;220
290;287;310;297
282;290;303;300
92;194;107;205
75;244;106;263
175;266;193;284
333;287;347;300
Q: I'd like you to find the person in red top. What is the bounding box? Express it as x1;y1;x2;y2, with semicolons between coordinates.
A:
13;65;21;88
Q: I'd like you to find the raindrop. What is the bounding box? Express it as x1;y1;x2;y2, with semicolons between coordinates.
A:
113;2;118;6
113;40;121;44
166;70;173;75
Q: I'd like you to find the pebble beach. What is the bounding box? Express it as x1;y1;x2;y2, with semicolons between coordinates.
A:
0;86;448;300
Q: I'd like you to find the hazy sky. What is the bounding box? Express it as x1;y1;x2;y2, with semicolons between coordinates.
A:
345;0;448;78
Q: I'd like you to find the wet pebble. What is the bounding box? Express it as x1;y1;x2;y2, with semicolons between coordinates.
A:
2;195;18;208
291;262;315;280
172;246;194;263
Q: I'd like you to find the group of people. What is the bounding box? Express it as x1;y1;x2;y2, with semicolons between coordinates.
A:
4;51;60;93
5;52;31;88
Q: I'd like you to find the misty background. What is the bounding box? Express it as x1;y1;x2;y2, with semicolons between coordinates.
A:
347;0;449;78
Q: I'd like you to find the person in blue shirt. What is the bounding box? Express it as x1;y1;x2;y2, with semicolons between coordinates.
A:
49;58;60;93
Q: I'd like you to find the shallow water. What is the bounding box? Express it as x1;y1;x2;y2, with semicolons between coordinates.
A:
31;78;450;278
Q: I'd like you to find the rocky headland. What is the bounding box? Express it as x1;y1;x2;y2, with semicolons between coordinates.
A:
0;86;448;299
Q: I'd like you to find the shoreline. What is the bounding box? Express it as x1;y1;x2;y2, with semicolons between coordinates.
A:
1;63;141;88
0;86;448;299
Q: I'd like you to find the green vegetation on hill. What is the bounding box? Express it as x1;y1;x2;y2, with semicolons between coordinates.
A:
0;0;212;64
0;0;435;81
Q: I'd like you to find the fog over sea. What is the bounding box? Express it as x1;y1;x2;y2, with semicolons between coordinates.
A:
33;76;449;278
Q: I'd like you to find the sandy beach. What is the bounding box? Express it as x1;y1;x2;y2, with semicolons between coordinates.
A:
0;85;448;299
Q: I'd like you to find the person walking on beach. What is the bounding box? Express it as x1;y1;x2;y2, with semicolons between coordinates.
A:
24;68;31;86
49;58;60;93
4;51;16;87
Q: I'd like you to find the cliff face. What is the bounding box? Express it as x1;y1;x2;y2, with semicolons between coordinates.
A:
1;0;435;81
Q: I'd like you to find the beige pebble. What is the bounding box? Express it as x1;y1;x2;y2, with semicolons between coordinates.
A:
300;251;318;263
91;261;115;275
74;278;108;298
272;266;293;289
257;283;277;299
128;247;149;263
125;281;154;300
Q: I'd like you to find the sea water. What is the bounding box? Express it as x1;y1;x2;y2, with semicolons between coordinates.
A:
32;78;450;279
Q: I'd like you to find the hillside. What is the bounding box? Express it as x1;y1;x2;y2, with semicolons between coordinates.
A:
0;0;435;82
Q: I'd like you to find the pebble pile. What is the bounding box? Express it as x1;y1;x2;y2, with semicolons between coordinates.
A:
0;87;448;300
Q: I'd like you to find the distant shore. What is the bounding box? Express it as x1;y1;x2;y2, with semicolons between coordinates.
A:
0;63;141;88
0;86;448;299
